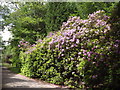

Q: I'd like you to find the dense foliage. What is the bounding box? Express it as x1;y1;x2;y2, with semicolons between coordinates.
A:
76;2;116;19
45;2;78;33
19;10;120;89
6;2;46;43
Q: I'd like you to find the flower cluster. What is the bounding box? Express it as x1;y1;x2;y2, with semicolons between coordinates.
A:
18;39;30;48
18;39;37;53
47;10;111;60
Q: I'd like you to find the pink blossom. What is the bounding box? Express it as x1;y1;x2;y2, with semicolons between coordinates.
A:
71;58;74;60
88;59;91;61
18;45;20;47
92;75;97;79
78;52;81;55
71;45;74;47
66;47;69;49
61;49;64;52
76;39;79;44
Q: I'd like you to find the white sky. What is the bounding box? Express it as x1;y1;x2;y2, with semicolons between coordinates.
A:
0;17;12;42
0;26;12;41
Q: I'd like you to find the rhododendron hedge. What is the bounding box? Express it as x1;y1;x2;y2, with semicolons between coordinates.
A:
19;10;120;89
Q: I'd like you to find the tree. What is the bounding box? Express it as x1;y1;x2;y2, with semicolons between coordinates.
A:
45;2;78;33
3;2;47;69
5;2;46;44
76;2;117;19
110;1;120;40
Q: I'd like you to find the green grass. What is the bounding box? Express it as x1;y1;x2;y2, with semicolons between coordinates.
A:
0;63;2;66
2;63;11;68
2;63;20;74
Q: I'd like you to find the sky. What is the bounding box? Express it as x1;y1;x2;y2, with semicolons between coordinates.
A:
0;26;12;41
0;2;14;44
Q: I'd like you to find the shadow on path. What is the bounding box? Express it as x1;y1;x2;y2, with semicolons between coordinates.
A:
2;66;69;89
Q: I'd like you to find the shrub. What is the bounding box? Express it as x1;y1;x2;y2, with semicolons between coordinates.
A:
19;10;119;89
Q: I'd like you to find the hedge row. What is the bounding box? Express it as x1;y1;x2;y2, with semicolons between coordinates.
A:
19;10;120;89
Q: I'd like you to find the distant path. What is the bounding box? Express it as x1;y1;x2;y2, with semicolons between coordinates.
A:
2;66;68;89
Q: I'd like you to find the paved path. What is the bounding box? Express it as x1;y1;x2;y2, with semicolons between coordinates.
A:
2;66;69;89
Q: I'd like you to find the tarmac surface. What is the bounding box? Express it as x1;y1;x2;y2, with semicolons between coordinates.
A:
2;66;69;89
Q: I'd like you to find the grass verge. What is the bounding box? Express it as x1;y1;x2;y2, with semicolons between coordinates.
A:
2;63;20;74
